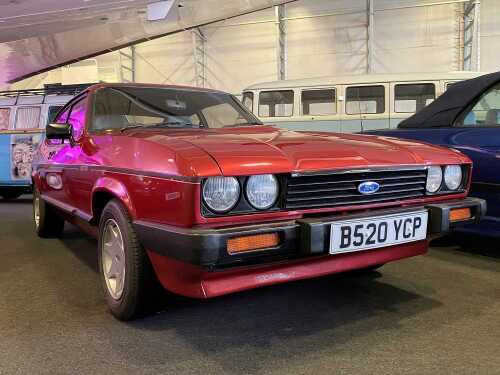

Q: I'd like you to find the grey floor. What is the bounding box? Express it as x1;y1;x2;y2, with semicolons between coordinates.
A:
0;196;499;375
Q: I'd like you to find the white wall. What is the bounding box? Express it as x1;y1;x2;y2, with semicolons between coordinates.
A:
201;8;277;94
373;0;462;72
286;0;369;78
8;0;499;94
135;32;195;86
480;0;500;72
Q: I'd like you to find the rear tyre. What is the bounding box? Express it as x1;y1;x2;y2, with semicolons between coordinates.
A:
33;188;65;238
98;199;156;321
0;188;23;200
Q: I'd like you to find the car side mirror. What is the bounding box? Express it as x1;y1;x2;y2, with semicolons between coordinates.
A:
46;123;72;140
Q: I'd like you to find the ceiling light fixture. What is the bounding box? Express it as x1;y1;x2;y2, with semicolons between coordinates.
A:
147;0;176;21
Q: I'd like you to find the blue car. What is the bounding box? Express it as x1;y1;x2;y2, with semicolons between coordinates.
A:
365;72;500;237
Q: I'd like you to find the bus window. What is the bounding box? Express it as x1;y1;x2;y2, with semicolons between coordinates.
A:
346;85;385;114
47;106;63;125
0;108;10;130
259;90;294;117
301;89;336;116
242;92;254;112
14;106;41;129
445;81;459;91
394;83;435;113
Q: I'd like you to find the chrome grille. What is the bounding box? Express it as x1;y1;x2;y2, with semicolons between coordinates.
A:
285;168;428;209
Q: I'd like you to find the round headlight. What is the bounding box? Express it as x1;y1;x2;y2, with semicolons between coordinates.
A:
246;174;279;210
426;166;443;193
203;177;240;213
444;165;462;190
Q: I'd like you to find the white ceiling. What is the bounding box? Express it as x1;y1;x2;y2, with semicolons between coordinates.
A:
0;0;294;84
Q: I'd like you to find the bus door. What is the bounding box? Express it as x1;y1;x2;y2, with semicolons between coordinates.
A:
341;83;388;133
287;86;340;132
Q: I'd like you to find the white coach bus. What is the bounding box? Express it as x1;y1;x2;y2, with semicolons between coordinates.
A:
241;72;484;133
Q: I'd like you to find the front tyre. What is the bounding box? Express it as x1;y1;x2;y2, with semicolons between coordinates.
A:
98;199;153;321
33;189;65;238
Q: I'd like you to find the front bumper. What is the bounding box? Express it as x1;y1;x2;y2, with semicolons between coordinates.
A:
134;197;486;269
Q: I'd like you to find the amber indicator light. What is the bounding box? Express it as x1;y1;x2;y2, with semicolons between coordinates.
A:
449;208;472;222
227;233;280;254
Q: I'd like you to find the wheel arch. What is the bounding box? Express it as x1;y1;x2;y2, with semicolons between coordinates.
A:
91;177;136;225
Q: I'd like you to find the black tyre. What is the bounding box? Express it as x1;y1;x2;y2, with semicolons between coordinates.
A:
33;188;65;238
0;188;23;200
98;199;155;321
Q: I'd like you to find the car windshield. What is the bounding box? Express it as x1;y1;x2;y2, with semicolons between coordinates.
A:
92;86;262;131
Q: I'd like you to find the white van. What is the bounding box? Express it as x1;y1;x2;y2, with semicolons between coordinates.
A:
242;72;484;133
0;84;90;199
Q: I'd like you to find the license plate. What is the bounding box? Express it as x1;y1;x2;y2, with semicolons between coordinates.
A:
329;211;428;254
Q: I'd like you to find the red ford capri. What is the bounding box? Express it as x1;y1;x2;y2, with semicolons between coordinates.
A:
32;83;486;320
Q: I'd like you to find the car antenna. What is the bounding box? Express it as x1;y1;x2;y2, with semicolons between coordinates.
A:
357;90;364;133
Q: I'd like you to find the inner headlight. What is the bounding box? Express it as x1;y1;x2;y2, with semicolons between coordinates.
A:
245;174;279;210
426;166;443;193
203;177;240;213
444;165;462;190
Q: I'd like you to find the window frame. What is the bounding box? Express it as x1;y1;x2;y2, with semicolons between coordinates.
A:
88;88;261;133
0;107;12;131
454;81;500;129
242;91;254;113
53;92;88;125
46;105;64;126
445;81;459;91
300;87;337;117
65;95;89;141
258;89;295;118
13;105;42;130
393;83;436;114
345;84;386;115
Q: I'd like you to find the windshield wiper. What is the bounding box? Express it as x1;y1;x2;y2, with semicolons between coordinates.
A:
148;121;198;128
223;122;262;128
120;124;145;133
120;122;197;133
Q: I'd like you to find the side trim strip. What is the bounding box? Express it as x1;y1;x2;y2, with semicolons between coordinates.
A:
34;163;201;183
41;194;93;223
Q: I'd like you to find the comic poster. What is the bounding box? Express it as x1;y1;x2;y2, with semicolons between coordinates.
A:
37;138;63;161
10;134;42;180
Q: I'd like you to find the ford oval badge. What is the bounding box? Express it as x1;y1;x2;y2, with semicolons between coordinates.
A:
358;181;380;195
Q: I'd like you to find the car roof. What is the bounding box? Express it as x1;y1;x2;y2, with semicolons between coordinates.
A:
399;71;500;128
84;82;228;95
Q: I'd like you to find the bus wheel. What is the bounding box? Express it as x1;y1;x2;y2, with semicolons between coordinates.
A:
0;188;23;200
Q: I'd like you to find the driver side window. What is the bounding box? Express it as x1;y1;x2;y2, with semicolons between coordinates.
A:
66;96;88;141
458;82;500;127
48;106;72;145
54;106;71;124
